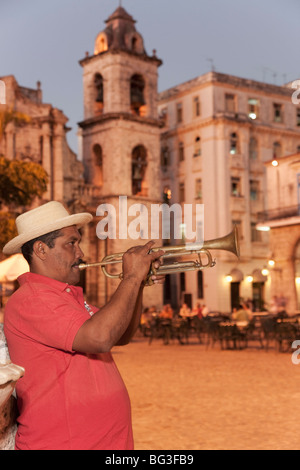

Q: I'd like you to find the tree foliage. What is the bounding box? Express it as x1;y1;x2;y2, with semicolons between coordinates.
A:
0;156;49;250
0;156;48;206
0;109;31;141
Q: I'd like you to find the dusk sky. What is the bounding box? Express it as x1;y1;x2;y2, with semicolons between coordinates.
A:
1;0;299;152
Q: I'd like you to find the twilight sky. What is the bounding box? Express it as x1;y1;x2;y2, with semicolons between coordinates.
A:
0;0;299;152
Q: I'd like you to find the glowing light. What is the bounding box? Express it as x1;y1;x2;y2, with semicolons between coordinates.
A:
225;275;233;283
296;277;300;285
246;275;253;283
249;113;257;120
262;268;269;276
272;159;279;167
256;225;270;232
268;259;275;267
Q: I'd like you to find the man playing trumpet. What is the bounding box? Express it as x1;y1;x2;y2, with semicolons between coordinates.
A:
2;201;165;450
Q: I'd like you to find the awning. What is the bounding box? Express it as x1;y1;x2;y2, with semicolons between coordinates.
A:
0;254;29;283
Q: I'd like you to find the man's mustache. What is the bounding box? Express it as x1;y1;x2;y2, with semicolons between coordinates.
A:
72;259;84;267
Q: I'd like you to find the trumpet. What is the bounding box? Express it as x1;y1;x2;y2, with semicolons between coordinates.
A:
78;226;240;286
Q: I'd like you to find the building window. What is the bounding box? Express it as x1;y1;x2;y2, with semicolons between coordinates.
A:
194;136;201;157
92;144;103;185
179;142;184;162
193;96;201;117
231;176;241;197
195;178;202;200
249;137;258;160
132;145;147;195
230;132;239;154
94;73;104;103
176;102;183;123
250;180;259;201
225;93;236;113
159;107;168;125
273;103;283;123
251;221;262;242
248;98;260;120
130;74;145;116
94;73;104;114
273;141;282;159
179;182;185;203
161;146;170;166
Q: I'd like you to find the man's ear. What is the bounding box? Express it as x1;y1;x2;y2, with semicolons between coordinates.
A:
32;240;48;261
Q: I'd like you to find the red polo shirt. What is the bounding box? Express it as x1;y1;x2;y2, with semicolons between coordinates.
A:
4;272;133;450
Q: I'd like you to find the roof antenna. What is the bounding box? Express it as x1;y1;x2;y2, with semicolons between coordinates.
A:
207;58;215;72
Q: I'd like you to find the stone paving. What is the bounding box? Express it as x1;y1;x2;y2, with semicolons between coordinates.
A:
112;335;300;450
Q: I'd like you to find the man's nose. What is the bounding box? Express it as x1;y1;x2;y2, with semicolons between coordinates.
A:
76;245;84;259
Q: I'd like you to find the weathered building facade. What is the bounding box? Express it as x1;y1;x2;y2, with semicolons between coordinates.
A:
158;72;300;312
0;75;83;205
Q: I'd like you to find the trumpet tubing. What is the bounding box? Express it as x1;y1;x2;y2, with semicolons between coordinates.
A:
78;226;239;285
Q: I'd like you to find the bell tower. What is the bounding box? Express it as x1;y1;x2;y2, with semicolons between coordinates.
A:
78;6;163;307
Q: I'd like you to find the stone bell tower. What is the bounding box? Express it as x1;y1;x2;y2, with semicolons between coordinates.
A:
78;6;164;307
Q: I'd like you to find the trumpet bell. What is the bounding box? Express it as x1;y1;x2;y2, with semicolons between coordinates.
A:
203;225;240;259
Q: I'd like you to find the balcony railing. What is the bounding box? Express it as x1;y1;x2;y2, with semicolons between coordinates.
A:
258;204;300;222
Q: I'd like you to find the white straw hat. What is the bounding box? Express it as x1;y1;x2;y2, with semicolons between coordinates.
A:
3;201;93;255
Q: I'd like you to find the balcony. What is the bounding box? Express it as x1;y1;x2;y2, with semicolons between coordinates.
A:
258;204;300;222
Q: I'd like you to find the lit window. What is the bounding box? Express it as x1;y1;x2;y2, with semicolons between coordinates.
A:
248;98;260;120
130;74;145;116
230;132;239;154
194;136;201;157
231;176;241;197
273;103;283;123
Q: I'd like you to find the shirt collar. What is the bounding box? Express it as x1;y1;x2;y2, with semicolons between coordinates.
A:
18;272;82;294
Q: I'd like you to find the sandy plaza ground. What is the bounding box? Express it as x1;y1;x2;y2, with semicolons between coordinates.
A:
112;334;300;451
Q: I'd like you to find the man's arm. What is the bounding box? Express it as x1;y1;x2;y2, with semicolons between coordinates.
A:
72;242;164;354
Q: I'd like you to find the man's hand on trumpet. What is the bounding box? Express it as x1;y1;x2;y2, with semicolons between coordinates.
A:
122;241;165;286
